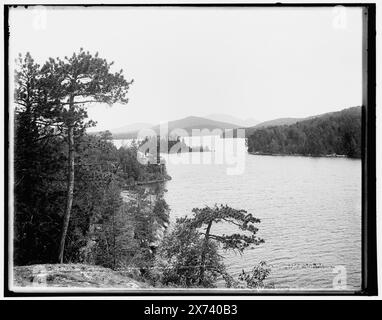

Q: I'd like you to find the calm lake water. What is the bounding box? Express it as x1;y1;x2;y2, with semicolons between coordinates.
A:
162;149;362;290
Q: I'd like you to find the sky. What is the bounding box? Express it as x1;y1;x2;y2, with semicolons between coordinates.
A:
9;6;363;131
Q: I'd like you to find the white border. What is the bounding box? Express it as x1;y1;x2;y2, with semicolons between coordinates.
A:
0;0;380;300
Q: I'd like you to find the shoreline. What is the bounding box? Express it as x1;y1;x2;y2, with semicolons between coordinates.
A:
123;175;172;189
136;175;172;185
248;151;360;159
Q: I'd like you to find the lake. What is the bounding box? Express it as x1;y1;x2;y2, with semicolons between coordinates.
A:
161;148;362;290
113;137;362;290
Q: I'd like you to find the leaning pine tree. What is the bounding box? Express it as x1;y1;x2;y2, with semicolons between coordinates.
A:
188;204;265;285
159;204;264;287
40;49;133;263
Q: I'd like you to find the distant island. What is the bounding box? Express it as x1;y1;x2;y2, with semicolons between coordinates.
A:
139;135;211;154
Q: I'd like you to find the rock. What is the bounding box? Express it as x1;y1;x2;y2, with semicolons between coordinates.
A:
13;264;150;289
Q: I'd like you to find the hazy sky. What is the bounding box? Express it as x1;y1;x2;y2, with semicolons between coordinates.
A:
9;6;363;131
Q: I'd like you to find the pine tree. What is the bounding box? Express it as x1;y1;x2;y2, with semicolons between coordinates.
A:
159;204;264;287
40;49;133;262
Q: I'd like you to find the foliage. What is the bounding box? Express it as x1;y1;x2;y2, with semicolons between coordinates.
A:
158;204;264;287
13;53;66;264
90;183;170;282
139;135;191;154
187;204;264;253
139;135;210;155
117;142;144;182
238;261;274;289
153;197;170;226
13;51;169;269
14;50;135;262
247;107;362;158
157;219;226;288
40;48;133;107
13;51;272;289
40;49;134;262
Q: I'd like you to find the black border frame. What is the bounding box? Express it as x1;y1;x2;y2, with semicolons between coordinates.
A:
3;2;377;297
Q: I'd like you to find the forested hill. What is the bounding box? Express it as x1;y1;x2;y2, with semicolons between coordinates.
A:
247;106;362;158
111;116;240;139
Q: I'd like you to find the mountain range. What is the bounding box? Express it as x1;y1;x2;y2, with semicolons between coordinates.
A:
108;122;154;135
204;113;259;127
100;107;360;141
106;115;304;139
109;116;241;139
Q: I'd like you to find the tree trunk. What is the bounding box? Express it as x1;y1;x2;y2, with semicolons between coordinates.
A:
58;121;75;263
199;220;212;285
112;209;116;270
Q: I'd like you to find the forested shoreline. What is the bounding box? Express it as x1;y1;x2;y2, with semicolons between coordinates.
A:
13;51;270;289
13;51;171;278
246;106;362;158
139;135;211;154
13;50;360;289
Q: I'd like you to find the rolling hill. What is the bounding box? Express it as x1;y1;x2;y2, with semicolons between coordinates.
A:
110;116;241;139
247;117;306;133
223;117;311;138
246;106;362;158
205;113;259;128
109;122;153;136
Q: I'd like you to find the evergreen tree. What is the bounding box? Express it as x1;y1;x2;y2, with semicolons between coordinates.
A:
40;49;133;262
158;204;264;287
247;107;361;158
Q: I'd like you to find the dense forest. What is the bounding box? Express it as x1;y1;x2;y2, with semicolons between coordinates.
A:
247;107;362;158
13;51;169;269
13;51;269;289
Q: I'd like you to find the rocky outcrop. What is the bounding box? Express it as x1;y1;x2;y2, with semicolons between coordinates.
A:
13;264;150;289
